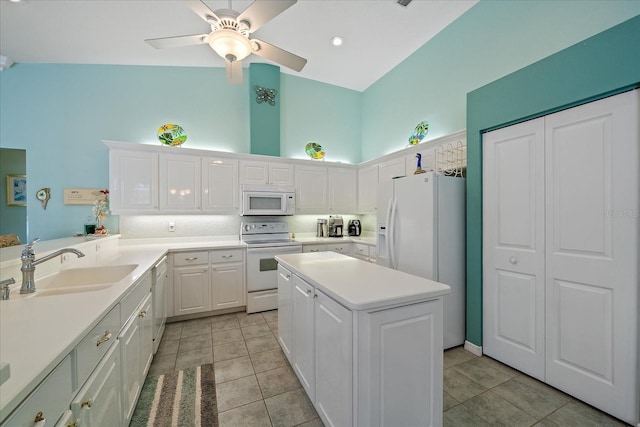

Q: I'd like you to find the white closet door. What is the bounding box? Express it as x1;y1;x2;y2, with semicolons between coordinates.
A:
544;89;639;424
482;117;546;380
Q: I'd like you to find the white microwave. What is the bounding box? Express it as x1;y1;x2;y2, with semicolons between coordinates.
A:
241;185;296;216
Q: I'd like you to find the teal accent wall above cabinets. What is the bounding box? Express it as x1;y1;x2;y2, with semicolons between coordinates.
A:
249;63;281;157
465;15;640;347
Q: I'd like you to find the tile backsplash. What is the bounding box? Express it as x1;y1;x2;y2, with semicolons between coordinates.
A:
119;214;376;239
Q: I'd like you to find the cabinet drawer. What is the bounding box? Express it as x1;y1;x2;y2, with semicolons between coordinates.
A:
210;249;243;264
2;355;73;427
76;304;121;388
328;243;351;254
120;272;151;326
352;243;370;258
303;244;327;253
173;251;208;266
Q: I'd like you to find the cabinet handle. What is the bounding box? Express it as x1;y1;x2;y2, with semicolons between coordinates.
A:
313;294;318;299
509;256;518;265
184;257;198;261
67;419;80;427
81;399;92;408
34;411;46;423
222;255;233;258
203;267;208;272
138;310;147;318
310;249;319;252
306;289;311;295
359;249;364;252
96;331;112;346
286;275;291;279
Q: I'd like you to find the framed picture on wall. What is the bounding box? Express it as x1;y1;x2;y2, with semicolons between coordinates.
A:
7;174;26;206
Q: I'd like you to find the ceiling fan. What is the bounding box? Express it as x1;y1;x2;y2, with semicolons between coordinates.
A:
145;0;307;84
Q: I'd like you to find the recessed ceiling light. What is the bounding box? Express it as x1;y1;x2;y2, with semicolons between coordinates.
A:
9;0;22;3
331;36;344;47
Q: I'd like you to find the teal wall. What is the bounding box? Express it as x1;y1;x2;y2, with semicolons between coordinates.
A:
0;64;361;240
280;74;361;163
249;63;280;156
465;15;640;346
360;0;640;161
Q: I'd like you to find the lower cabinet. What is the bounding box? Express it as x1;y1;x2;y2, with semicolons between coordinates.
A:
119;293;153;425
71;341;122;427
211;263;244;310
174;264;211;316
278;265;444;427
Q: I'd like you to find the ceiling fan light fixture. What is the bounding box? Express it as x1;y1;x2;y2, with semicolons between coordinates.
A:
331;36;344;47
208;29;252;62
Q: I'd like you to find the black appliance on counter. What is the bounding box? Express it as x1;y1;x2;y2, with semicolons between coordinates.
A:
348;219;361;236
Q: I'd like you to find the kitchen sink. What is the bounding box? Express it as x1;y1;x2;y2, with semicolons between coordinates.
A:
24;263;140;297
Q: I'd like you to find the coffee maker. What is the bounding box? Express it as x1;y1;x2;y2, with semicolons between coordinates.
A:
328;215;343;237
348;219;361;236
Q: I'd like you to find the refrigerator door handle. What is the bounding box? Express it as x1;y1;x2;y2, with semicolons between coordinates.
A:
389;198;398;270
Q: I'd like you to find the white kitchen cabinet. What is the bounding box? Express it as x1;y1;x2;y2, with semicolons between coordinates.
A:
357;164;378;213
327;242;351;255
291;275;315;401
314;289;352;427
173;262;211;316
294;165;327;214
327;167;357;213
71;342;122;427
483;89;639;425
302;244;327;254
0;356;73;427
351;243;370;261
202;157;238;213
109;149;158;213
211;263;244;310
159;153;201;212
240;160;294;186
378;157;405;182
139;294;153;378
277;266;293;363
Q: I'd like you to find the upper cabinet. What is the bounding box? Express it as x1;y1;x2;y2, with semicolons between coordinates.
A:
159;154;201;212
328;167;357;213
378;157;406;182
202;157;238;213
357;164;378;214
109;149;159;213
240;160;294;186
295;165;327;214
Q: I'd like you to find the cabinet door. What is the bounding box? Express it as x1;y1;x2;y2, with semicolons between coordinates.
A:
295;166;327;214
173;265;211;316
315;290;352;427
357;164;378;213
139;294;154;378
277;266;293;363
302;244;327;254
291;275;315;401
482;118;546;380
211;263;245;310
269;163;294;186
202;157;238;213
544;90;639;422
72;341;122;427
109;150;158;213
119;311;142;424
159;154;201;211
328;167;357;213
240;160;268;185
378;157;405;182
327;243;351;255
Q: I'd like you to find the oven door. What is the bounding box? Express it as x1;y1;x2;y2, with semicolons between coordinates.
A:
246;245;302;292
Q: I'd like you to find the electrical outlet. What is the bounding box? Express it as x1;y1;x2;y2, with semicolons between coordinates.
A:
168;221;176;232
96;243;101;252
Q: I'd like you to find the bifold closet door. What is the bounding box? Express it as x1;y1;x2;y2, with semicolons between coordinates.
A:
544;89;639;423
482;117;546;380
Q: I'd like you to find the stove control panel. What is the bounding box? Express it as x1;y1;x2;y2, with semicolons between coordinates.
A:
241;222;289;235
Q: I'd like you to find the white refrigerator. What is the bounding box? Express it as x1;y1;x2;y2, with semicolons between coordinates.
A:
377;172;465;349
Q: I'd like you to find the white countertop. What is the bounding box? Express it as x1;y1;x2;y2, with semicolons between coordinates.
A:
292;235;376;245
0;236;244;420
275;252;450;311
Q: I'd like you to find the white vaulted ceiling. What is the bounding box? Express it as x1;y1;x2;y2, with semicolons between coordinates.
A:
0;0;477;91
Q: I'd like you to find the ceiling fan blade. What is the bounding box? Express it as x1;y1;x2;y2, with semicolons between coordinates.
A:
145;34;209;49
187;0;221;26
238;0;297;33
226;60;244;84
251;39;307;72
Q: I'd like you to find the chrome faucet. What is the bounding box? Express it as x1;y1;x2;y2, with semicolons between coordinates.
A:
20;238;85;294
1;278;15;300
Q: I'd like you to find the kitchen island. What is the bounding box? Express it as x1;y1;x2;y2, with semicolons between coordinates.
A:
275;252;451;427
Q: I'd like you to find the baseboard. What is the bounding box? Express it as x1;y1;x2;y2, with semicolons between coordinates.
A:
464;340;483;356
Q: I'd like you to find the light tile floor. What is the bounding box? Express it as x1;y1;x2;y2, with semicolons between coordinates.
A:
148;311;630;427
